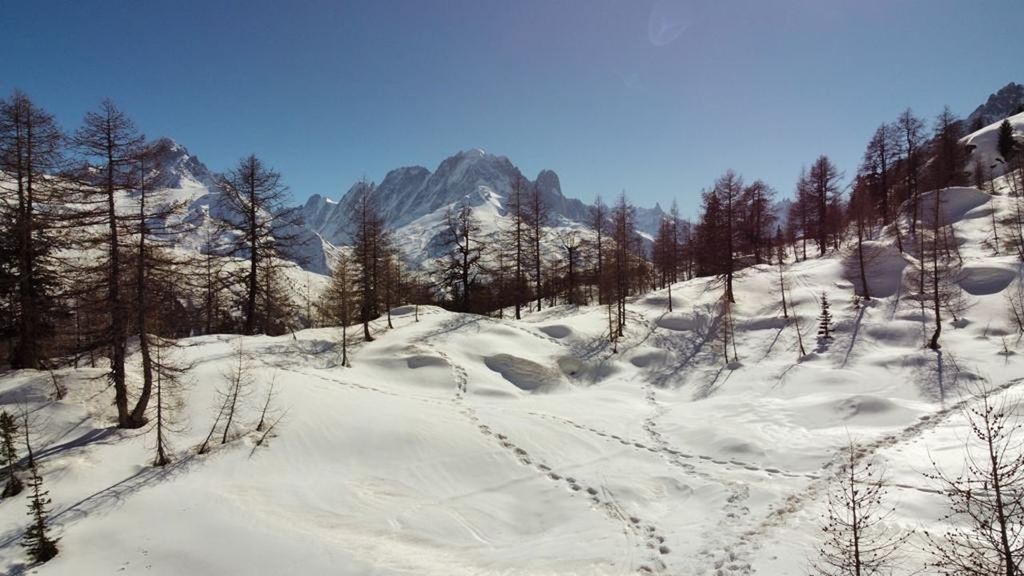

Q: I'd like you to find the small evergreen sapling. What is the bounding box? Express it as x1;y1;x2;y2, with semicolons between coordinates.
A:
1;411;23;497
817;292;834;343
22;462;59;563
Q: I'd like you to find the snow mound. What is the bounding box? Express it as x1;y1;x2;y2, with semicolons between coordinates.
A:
406;355;449;369
657;313;702;332
538;325;572;339
830;395;917;426
483;354;561;392
958;264;1018;295
843;241;908;298
737;316;788;331
556;356;583;376
391;305;418;316
918;187;990;226
795;395;919;428
630;349;673;368
864;320;923;348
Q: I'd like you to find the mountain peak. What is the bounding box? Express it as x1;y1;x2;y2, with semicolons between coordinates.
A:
147;137;213;189
967;82;1024;129
457;148;488;159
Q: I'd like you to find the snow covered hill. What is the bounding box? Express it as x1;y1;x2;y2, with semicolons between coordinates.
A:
2;170;1023;574
964;109;1024;177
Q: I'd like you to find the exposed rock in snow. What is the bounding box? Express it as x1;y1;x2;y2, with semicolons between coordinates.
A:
966;81;1024;128
299;149;667;268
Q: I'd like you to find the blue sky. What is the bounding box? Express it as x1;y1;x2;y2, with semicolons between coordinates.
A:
2;0;1022;216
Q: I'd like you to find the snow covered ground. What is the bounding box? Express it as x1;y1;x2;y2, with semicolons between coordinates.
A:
1;182;1023;575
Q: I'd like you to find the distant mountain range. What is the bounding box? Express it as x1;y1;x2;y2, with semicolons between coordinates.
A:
300;148;667;266
138;81;1023;274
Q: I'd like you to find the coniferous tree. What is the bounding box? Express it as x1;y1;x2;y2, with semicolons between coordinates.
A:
931;107;968;192
381;250;402;330
610;193;636;335
817;292;834;343
217;154;301;336
0;91;68;369
349;187;390;341
197;224;231;334
21;462;58;564
437;202;484;312
695;171;745;302
812;444;908;576
558;229;582;305
653;216;677;290
505;175;531;317
216;340;254;445
1;411;22;497
927;386;1024;576
998;119;1018;163
897;108;927;238
719;288;738;364
920;110;968;350
774;227;789;319
323;256;356;367
847;175;876;300
150;333;187;467
790;168;813;261
862;123;899;227
526;182;547;312
740;179;777;264
126;141;189;428
590;196;608;304
807;156;844;256
71;99;145;429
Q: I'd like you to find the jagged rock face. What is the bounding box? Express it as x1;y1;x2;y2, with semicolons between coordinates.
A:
967;82;1024;128
147;137;216;189
141;138;333;275
300;149;662;255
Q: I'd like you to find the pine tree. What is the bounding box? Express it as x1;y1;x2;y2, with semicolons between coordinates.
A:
807;156;844;256
774;227;789;319
812;443;909;576
349;186;391;341
817;292;834;343
998;119;1018;162
323;257;356;367
217;154;302;336
526;182;547;312
71;99;145;429
21;462;58;563
897;108;927;238
0;91;68;369
436;202;484;312
1;411;22;497
218;340;254;445
927;386;1024;575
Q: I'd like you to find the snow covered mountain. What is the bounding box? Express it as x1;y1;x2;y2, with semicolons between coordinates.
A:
966;81;1024;128
140;138;335;275
300;149;666;265
4;164;1024;575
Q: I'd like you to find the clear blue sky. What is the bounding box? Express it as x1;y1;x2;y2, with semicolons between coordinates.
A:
2;0;1022;216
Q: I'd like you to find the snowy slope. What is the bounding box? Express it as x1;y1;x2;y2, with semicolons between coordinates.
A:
964;111;1024;178
2;179;1023;574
